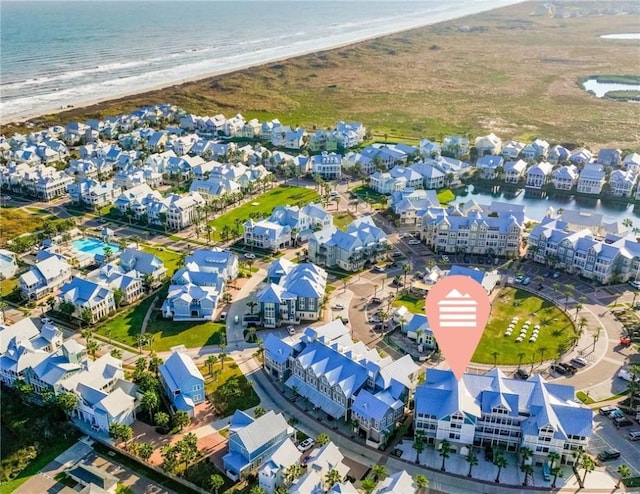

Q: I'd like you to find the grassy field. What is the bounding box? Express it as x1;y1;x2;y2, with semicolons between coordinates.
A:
471;287;576;365
4;2;639;150
97;295;157;347
207;186;320;241
393;294;425;314
0;208;52;245
351;186;387;206
437;188;456;204
146;317;226;351
333;212;355;230
200;359;260;417
139;244;182;277
0;278;18;299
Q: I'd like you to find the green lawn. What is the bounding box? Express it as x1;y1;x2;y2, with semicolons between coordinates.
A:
139;244;181;277
97;295;157;347
471;288;576;365
333;212;355;230
146;315;226;351
393;294;425;314
0;278;18;299
437;188;456;204
200;360;260;417
0;208;51;245
351;186;387;206
207;186;320;241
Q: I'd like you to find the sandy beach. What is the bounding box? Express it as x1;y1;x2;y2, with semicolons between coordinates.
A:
3;0;639;149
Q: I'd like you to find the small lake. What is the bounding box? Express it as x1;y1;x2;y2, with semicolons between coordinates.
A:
582;78;640;97
461;185;637;223
600;33;640;39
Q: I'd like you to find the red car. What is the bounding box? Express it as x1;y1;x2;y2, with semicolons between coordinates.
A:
620;336;631;346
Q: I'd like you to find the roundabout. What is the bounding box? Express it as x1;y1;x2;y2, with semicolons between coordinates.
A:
471;287;577;366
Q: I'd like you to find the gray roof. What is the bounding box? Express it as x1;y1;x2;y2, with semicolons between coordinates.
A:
235;411;289;455
158;351;204;393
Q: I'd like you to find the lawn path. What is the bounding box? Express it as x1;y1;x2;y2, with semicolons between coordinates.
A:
139;295;159;337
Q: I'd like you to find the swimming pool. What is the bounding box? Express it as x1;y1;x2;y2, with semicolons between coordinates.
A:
71;238;121;258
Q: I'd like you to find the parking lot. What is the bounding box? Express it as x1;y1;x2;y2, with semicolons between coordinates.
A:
590;413;640;477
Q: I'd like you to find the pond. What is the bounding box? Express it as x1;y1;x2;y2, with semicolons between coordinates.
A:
600;33;640;39
582;78;640;97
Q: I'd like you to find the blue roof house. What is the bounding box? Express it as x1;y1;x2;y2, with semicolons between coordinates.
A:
223;410;293;480
351;389;405;448
158;351;205;417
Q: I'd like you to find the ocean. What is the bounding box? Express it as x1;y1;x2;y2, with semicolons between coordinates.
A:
1;0;522;124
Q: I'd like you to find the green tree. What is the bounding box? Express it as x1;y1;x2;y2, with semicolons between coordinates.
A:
113;288;124;308
86;339;101;360
155;411;170;429
80;307;93;327
136;442;154;462
253;406;266;418
494;450;508;483
315;433;330;447
371;464;387;482
519;446;532;468
205;354;218;375
325;469;342;489
247;300;258;314
249;486;266;494
110;348;123;359
285;463;302;486
616;464;631;489
521;464;534;486
412;431;425;465
109;423;133;448
465;451;479;478
55;392;79;416
414;474;429;494
209;473;224;494
439;439;451;472
58;300;75;319
173;410;190;431
551;466;564;488
580;455;595;488
140;390;160;416
360;478;377;494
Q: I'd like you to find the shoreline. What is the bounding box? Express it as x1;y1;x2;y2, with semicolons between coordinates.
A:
2;0;524;127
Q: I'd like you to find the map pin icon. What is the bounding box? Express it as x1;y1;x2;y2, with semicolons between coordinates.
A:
425;275;491;380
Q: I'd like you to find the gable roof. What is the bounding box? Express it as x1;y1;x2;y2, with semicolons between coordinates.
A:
235;411;289;455
158;351;203;393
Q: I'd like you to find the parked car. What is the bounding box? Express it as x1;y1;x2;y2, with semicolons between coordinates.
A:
287;326;296;335
609;409;625;420
373;265;386;273
515;368;530;380
441;255;450;263
218;312;227;321
571;357;588;367
408;239;421;245
559;362;577;374
627;431;640;441
551;271;561;279
521;276;531;286
297;438;314;452
597;450;621;461
244;252;256;259
614;417;633;428
370;297;382;304
333;304;345;310
629;280;640;289
373;324;384;331
391;251;403;257
598;406;618;416
515;274;525;283
550;364;567;375
368;316;381;323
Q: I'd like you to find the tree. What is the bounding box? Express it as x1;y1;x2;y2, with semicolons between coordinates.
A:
325;469;342;489
517;351;526;368
538;345;548;364
86;339;101;360
438;439;451;472
113;288;124;308
551;466;564;488
413;474;429;494
205;354;218;376
519;446;532;468
13;379;35;403
173;410;190;431
521;464;534;486
580;455;595;487
55;391;79;416
371;464;387;482
58;300;75;319
402;262;410;287
249;486;266;494
136;442;154;462
316;433;330;446
160;444;179;474
412;431;425;464
360;478;377;494
253;406;266;418
209;473;225;494
285;463;302;486
109;423;133;447
80;307;93;327
493;451;508;483
110;348;122;359
491;351;500;367
548;451;560;470
616;464;631;489
465;451;479;478
155;411;170;429
103;246;113;261
140;390;160;416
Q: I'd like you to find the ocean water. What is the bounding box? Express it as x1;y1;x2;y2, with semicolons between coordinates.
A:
1;0;521;123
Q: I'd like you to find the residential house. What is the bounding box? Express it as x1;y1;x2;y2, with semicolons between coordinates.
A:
503;159;527;184
373;471;417;494
223;411;294;480
308;216;388;272
243;219;291;251
161;249;238;321
301;442;349;485
476;155;504;180
420;205;524;258
390;189;440;226
271;126;305;150
351;388;406;448
189;176;241;202
475;133;502;157
113;183;162;217
394;311;435;347
623;153;640;173
609;169;637;197
525;161;553;188
447;265;500;293
335;121;366;149
118;248;167;286
419;138;442;158
67;179;122;209
501;140;525;159
528;217;640;284
67;463;118;493
257;438;300;494
19;255;72;300
163;192;205;230
597;148;622;167
91;265;143;306
522;139;549;161
241;118;262;139
370;165;423;194
0;249;18;279
551;165;578;191
410;162;446;190
269;202;333;243
257;262;327;328
414;368;592;464
548;145;570;164
577;164;606;194
158;351;205;417
58;277;116;323
442;136;470;158
310;152;342;180
569;148;593;166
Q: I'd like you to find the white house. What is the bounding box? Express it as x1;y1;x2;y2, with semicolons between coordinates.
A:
310;152;342;180
475;133;502;156
551;165;578;191
58;277;116;323
609;169;637;197
577;164;606;194
0;249;18;280
503;159;527;184
19;255;72;300
525;161;553;188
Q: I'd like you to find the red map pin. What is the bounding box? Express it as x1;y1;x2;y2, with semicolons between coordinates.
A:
425;275;491;380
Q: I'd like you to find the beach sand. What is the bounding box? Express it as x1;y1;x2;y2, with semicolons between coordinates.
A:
3;1;639;149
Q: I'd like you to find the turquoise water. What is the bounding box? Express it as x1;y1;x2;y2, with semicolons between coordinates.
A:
71;239;120;257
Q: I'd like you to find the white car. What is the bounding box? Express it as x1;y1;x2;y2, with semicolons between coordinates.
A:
297;438;314;452
408;239;421;245
244;253;256;259
333;304;345;310
441;255;450;262
629;280;640;289
287;326;296;335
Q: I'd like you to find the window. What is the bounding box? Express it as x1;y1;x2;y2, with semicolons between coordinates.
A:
193;384;202;391
193;394;202;402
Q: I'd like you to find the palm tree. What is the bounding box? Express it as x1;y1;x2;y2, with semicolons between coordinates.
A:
412;431;425;465
80;307;93;328
209;473;225;494
521;464;534;486
360;478;377;494
413;474;429;494
402;263;410;287
519;446;532;468
616;464;632;489
548;451;560;470
325;469;342;489
205;354;218;376
517;351;526;369
494;451;508;483
438;439;451;471
491;351;500;367
538;345;548;364
246;300;258;315
315;433;330;447
580;455;595;487
465;451;479;478
551;466;564;488
285;463;301;486
371;464;387;482
86;339;101;360
577;316;588;336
